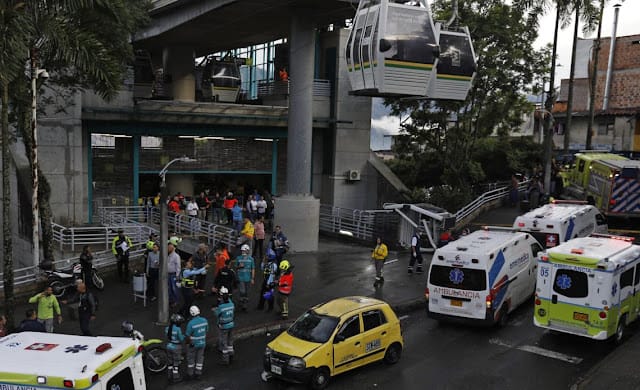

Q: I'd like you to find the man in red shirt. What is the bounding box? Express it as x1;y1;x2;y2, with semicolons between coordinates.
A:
222;192;237;226
168;196;181;213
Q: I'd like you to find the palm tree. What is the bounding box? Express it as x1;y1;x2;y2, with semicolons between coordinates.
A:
0;1;32;331
563;0;599;152
1;0;149;329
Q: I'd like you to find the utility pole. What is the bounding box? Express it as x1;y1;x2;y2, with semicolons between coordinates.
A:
543;6;561;196
586;0;605;150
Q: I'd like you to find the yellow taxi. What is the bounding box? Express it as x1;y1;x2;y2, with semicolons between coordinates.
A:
261;296;404;389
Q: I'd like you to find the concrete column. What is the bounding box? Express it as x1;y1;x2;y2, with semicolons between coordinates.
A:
275;12;320;252
163;46;195;102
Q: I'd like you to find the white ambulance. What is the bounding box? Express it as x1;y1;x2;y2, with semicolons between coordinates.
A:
534;234;640;343
513;200;608;249
426;228;543;326
0;331;147;390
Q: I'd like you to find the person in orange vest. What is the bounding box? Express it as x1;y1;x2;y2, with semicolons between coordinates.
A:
276;260;293;320
279;67;288;81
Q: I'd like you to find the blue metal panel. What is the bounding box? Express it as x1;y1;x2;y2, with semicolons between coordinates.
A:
132;135;140;205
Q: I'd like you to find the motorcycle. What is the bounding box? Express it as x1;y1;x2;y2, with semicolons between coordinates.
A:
39;261;105;297
121;321;167;373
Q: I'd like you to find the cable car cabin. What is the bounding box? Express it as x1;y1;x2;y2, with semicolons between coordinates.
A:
346;0;439;97
201;56;242;103
427;24;476;101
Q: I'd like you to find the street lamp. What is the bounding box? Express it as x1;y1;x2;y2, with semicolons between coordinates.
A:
31;54;49;267
157;156;196;324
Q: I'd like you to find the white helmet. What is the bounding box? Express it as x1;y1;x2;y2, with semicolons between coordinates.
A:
241;244;250;253
219;286;229;295
189;305;200;316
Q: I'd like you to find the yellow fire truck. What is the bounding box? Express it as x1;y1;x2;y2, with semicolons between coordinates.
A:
564;152;640;217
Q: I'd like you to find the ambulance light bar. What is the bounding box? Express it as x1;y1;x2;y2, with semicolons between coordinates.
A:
63;379;74;388
551;199;587;205
517;222;525;227
482;226;517;232
590;233;635;242
571;249;584;255
96;343;112;353
37;376;46;384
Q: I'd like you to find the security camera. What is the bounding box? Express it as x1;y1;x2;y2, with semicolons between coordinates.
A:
37;69;49;79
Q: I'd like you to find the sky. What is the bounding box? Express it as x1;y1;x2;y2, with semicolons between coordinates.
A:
371;1;640;150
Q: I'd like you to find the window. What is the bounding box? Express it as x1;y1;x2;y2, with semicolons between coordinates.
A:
337;315;360;340
106;367;135;390
597;120;614;135
596;213;607;226
530;243;543;258
553;269;588;298
578;160;586;173
620;268;634;289
363;310;387;331
288;311;339;343
429;265;487;291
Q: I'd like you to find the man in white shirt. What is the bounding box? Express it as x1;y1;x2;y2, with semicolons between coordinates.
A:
167;242;182;307
186;198;200;235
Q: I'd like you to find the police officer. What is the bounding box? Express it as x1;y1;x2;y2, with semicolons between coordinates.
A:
212;286;235;364
179;259;207;318
185;305;209;380
257;248;278;311
408;230;424;274
111;229;132;283
165;313;185;383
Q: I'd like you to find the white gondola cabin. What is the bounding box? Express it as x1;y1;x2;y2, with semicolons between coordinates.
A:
428;23;476;101
201;55;243;103
346;0;440;97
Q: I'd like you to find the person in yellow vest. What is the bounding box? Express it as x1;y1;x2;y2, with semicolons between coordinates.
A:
239;216;255;254
372;237;389;288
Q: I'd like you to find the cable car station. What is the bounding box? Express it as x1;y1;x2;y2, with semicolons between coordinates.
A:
31;0;476;252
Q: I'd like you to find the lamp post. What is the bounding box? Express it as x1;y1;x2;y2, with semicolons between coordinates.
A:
157;156;196;325
30;50;49;267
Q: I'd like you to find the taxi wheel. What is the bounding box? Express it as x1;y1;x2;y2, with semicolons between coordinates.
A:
383;343;402;365
310;367;330;390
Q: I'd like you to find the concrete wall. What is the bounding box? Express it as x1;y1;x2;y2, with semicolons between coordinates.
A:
554;115;637;152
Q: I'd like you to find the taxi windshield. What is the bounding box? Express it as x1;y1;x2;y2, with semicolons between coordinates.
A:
288;310;339;343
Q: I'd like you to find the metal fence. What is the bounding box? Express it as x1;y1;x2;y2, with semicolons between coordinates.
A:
319;204;395;241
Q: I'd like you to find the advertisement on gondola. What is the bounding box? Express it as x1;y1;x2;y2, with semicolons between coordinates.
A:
384;6;437;64
437;33;475;77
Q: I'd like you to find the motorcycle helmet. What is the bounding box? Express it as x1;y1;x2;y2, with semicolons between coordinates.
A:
121;320;134;334
189;305;200;317
170;313;185;325
279;260;290;271
219;286;229;296
241;244;250;253
266;248;276;261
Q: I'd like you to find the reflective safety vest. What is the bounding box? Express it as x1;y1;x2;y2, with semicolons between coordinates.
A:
181;269;196;288
186;316;209;349
165;324;185;351
278;272;293;295
216;301;235;330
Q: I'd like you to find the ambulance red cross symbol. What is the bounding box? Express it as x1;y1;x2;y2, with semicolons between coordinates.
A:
25;343;58;351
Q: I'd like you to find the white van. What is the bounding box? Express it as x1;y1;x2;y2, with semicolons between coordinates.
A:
0;332;147;389
513;200;608;249
426;228;543;326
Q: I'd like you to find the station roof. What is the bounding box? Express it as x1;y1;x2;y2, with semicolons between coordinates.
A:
135;0;358;56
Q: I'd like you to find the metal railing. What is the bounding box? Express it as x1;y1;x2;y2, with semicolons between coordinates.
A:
51;222;155;252
454;180;530;223
319;204;394;241
0;243;146;290
257;79;332;98
97;206;238;249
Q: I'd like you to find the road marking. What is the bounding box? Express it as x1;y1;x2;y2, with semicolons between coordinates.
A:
399;315;409;321
384;259;398;265
489;338;583;364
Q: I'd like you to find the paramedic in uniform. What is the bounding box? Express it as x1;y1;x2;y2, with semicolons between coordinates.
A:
166;313;186;383
185;305;209;380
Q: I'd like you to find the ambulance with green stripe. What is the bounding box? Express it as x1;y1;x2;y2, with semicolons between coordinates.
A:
0;331;147;389
534;234;640;343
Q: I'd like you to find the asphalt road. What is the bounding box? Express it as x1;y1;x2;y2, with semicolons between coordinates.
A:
148;300;630;390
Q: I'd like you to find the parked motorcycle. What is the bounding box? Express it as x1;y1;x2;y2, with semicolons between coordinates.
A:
39;261;105;297
121;321;167;373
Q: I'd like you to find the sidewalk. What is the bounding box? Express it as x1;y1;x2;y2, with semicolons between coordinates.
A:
10;236;427;346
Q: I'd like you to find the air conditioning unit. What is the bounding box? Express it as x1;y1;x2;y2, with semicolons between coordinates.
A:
347;169;361;181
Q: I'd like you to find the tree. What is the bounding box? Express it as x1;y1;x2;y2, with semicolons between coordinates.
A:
563;0;599;152
0;0;150;329
386;0;550;211
0;0;33;331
